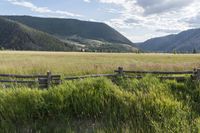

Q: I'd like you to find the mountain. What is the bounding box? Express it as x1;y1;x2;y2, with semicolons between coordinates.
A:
136;28;200;52
0;17;79;51
2;15;137;52
4;16;133;45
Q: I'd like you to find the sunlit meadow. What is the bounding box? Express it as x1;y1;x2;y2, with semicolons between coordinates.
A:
0;51;200;75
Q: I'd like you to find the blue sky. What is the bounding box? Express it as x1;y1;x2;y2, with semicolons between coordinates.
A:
1;0;200;42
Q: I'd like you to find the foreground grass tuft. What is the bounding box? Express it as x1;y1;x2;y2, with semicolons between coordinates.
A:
0;77;199;132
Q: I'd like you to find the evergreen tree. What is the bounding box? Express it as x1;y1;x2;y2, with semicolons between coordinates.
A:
193;48;197;54
173;49;177;54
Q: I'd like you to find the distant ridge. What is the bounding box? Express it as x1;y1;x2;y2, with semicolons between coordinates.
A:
4;16;134;44
0;17;78;51
136;28;200;52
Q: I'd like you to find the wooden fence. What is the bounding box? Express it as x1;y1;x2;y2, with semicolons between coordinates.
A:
63;67;200;82
0;71;61;89
114;67;200;82
0;67;200;89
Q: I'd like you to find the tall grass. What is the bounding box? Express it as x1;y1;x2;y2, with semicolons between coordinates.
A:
0;51;200;75
0;77;199;132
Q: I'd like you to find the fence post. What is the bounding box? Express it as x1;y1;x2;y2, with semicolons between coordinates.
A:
118;67;124;76
196;69;200;80
47;71;52;89
191;68;196;80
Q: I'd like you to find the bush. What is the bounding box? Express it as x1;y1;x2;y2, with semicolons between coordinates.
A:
0;77;199;132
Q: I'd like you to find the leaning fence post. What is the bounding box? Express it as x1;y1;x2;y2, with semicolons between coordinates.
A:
47;71;52;89
196;69;200;80
192;68;196;80
118;67;124;76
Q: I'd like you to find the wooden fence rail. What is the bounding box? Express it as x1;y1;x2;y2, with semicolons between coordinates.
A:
114;67;196;75
123;75;187;82
0;71;61;89
114;67;200;82
115;70;195;75
0;67;199;89
0;80;37;83
64;74;117;80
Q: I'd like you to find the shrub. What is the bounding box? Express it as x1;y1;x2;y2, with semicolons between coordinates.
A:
0;77;199;132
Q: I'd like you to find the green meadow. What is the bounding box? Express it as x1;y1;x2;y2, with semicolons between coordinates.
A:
0;51;200;132
0;51;200;75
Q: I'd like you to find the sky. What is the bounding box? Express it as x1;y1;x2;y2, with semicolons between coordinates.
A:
1;0;200;42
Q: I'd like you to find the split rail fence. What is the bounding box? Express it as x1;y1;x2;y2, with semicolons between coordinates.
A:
0;67;200;89
0;71;61;89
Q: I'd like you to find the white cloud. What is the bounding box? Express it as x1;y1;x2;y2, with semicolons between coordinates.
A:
83;0;91;3
96;0;200;41
98;0;128;4
7;0;83;17
7;0;51;13
136;0;194;15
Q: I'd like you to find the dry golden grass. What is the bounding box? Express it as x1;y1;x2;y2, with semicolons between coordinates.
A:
0;51;200;75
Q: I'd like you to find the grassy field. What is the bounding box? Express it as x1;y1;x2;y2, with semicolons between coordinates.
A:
0;51;200;75
1;51;200;132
